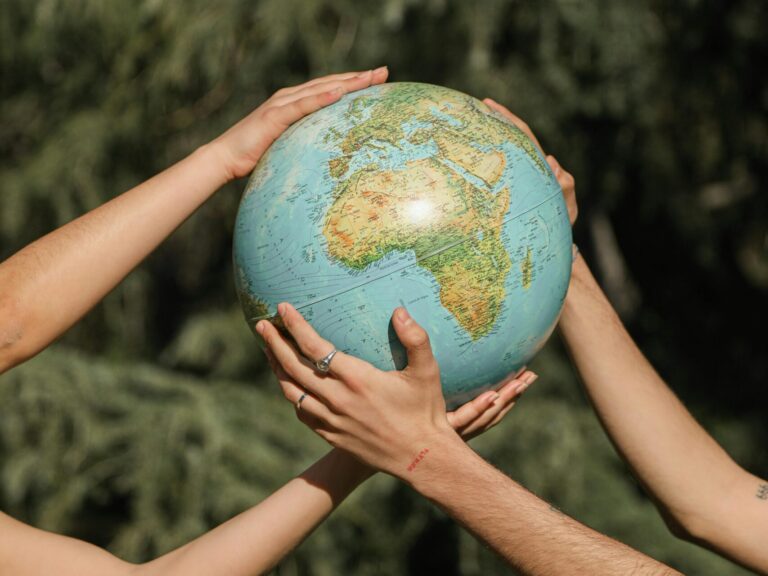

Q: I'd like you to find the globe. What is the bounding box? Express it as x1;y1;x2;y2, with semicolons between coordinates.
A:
233;82;572;409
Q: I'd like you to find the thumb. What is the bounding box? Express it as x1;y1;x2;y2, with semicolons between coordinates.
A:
392;307;439;378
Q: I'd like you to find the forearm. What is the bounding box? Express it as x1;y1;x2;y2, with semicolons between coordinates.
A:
1;450;371;576
0;143;230;373
560;256;768;569
138;449;373;576
406;433;678;575
560;257;741;512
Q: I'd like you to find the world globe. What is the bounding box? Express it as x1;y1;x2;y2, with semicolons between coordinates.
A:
234;82;572;409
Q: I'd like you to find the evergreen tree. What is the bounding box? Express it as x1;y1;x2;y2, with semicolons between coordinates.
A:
1;1;765;573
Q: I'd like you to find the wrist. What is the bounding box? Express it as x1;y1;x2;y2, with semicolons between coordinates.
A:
396;427;472;491
196;139;239;186
301;449;375;503
565;246;588;295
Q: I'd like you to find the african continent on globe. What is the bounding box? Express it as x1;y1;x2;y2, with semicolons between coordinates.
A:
234;82;572;409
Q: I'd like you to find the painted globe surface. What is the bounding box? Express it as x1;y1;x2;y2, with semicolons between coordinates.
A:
234;82;572;409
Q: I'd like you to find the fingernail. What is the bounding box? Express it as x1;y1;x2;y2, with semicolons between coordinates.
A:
484;97;495;104
489;392;501;403
356;70;372;78
277;303;287;316
515;381;531;395
374;65;388;74
396;307;412;325
525;373;539;385
256;321;266;335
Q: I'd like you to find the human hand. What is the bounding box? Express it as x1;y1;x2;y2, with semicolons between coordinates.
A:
257;303;535;477
210;67;389;181
447;368;537;441
483;98;577;226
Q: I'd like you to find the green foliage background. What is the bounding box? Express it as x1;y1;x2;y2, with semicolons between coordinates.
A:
1;1;766;574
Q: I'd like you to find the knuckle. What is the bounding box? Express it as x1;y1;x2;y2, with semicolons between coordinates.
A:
262;106;283;124
317;429;338;446
298;411;318;430
303;339;324;359
323;412;342;430
411;329;431;349
326;393;348;414
263;331;277;348
278;380;292;397
282;361;299;381
424;360;441;378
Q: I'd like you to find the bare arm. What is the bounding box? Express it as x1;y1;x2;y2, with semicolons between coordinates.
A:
484;97;768;573
0;373;523;576
137;448;372;576
0;449;371;576
560;254;768;572
139;386;521;576
409;434;678;576
0;70;396;575
259;303;679;575
0;69;388;374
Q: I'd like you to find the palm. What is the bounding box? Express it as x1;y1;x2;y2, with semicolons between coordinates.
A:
213;68;388;181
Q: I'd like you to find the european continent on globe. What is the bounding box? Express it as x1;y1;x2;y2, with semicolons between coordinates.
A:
234;82;572;408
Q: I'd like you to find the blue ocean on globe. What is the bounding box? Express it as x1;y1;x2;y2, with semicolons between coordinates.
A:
234;82;572;409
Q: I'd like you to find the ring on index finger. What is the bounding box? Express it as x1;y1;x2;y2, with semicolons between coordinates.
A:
314;349;337;374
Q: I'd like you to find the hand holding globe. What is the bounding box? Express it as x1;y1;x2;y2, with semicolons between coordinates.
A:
235;82;572;408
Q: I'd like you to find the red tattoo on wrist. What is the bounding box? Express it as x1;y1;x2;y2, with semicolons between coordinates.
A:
407;448;430;472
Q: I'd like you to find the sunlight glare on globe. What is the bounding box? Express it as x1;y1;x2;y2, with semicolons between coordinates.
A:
405;199;435;226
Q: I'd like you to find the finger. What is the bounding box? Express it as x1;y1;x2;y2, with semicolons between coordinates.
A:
263;67;389;131
486;398;519;429
277;303;373;381
546;155;563;179
447;390;499;430
483;98;544;153
459;379;522;437
460;395;514;438
272;67;389;107
391;307;440;379
277;371;338;428
546;155;575;191
274;67;388;97
478;372;538;434
268;348;340;429
265;87;346;128
459;371;537;438
274;72;365;97
258;319;341;402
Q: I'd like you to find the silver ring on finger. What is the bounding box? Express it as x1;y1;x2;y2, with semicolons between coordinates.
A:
314;349;337;374
296;392;308;411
